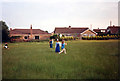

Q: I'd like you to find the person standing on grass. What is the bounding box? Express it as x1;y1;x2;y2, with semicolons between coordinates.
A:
49;39;53;48
59;40;67;54
55;39;61;52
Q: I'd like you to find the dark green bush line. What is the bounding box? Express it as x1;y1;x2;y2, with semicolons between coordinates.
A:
82;35;120;40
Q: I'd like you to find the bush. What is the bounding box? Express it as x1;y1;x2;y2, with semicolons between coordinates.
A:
50;34;60;40
59;36;74;41
82;35;120;40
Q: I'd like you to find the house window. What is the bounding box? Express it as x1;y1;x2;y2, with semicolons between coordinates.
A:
35;36;39;39
66;34;71;36
90;34;93;36
83;34;88;36
101;30;105;32
24;36;28;39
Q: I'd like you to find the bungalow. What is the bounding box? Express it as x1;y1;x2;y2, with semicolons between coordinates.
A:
10;25;51;41
106;25;120;34
54;26;97;40
93;28;107;35
93;25;120;35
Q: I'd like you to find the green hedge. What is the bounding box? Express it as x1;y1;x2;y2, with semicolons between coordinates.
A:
59;36;75;41
82;35;120;40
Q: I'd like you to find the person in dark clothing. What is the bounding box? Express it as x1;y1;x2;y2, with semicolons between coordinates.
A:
55;39;61;52
49;39;53;48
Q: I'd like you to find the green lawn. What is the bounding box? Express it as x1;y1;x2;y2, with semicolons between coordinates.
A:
2;40;119;79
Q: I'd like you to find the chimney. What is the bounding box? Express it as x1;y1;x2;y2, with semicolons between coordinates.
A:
110;21;112;26
30;24;32;29
113;25;115;27
69;26;71;29
90;24;92;30
10;28;12;31
30;24;32;36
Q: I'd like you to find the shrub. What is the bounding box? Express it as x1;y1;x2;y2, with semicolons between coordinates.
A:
59;36;74;41
82;34;120;40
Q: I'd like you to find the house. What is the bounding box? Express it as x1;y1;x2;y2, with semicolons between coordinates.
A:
93;28;107;35
93;25;120;35
54;26;97;39
106;25;120;34
10;25;51;41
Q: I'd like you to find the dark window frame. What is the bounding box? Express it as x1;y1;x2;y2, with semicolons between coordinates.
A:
35;36;39;39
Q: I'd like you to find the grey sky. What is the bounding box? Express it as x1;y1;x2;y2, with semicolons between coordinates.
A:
1;0;119;32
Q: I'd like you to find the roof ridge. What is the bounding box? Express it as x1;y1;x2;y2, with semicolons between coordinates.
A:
55;27;88;28
10;28;49;34
93;29;106;30
55;27;89;29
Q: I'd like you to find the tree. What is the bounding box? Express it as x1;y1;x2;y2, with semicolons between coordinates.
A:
0;21;10;42
50;34;59;40
45;30;48;33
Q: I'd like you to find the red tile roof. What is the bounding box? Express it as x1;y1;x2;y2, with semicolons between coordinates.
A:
54;27;89;33
107;26;120;34
10;29;49;34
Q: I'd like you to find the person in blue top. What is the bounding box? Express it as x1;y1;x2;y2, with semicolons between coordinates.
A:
59;39;67;54
49;39;53;48
55;39;61;52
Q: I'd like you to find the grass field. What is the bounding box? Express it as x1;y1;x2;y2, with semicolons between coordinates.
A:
2;40;119;79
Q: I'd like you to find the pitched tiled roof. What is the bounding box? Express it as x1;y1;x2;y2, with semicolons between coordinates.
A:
93;29;107;33
107;26;120;34
54;27;89;33
10;29;49;34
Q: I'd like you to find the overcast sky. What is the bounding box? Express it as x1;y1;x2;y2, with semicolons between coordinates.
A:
1;0;119;32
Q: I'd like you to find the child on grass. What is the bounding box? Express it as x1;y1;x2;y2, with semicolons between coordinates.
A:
49;39;53;48
59;40;67;54
55;39;61;52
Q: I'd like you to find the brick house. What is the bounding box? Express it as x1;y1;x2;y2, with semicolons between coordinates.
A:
10;25;51;41
106;25;120;34
54;26;97;39
93;25;120;35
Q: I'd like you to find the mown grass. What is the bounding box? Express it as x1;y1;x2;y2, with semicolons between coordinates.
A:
2;40;119;79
